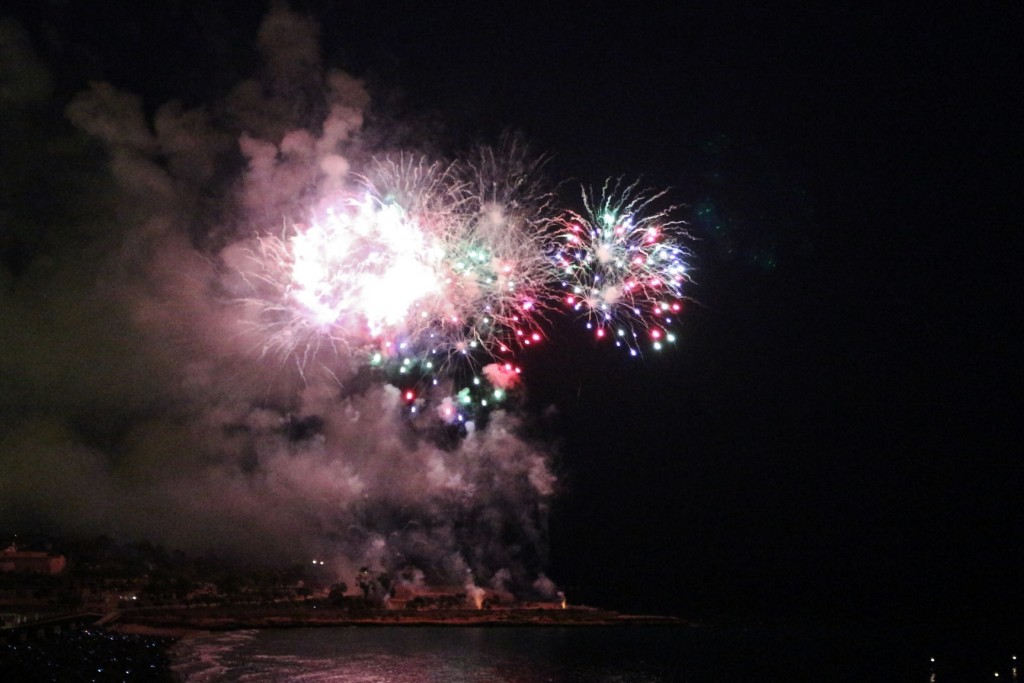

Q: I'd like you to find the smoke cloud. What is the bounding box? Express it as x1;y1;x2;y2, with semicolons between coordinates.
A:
0;7;555;593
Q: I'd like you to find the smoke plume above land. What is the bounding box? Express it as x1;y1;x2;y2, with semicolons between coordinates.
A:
0;8;556;593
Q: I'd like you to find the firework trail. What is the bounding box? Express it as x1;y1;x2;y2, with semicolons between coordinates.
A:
236;150;692;423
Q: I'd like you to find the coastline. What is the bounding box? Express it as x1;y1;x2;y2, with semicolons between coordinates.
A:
2;606;687;679
107;605;687;639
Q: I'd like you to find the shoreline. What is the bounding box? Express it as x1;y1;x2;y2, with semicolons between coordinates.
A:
1;605;689;678
108;606;688;639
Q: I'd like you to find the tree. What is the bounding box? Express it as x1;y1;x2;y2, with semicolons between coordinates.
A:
355;568;391;606
356;567;373;599
327;582;348;606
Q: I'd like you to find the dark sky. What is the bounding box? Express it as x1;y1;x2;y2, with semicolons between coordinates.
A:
2;1;1020;628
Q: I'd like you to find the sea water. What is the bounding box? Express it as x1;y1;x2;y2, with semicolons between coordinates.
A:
170;626;753;682
169;623;1018;682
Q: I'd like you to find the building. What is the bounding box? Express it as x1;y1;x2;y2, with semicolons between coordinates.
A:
0;545;67;575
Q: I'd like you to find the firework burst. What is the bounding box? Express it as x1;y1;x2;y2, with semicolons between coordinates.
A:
553;179;692;354
233;150;693;422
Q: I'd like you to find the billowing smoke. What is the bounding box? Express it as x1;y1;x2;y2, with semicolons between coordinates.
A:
0;8;555;593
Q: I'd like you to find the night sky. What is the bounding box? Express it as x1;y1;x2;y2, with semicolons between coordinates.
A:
1;0;1020;632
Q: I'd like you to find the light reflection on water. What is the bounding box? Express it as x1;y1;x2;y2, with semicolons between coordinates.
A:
171;626;684;682
170;622;1017;682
